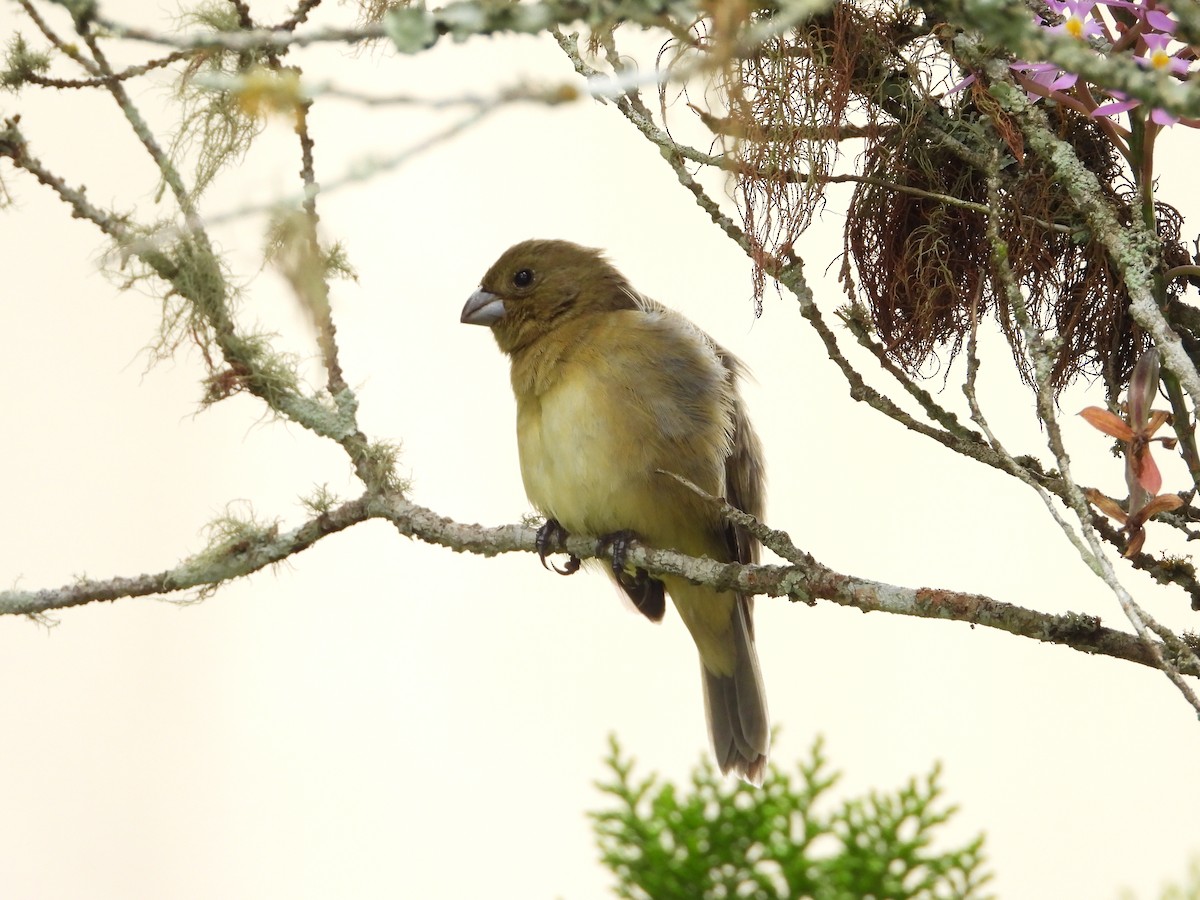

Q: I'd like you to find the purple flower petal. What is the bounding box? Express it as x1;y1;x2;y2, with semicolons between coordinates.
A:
1149;107;1180;125
1092;96;1141;116
946;73;976;95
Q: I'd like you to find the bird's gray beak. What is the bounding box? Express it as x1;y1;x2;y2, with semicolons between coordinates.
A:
461;289;506;326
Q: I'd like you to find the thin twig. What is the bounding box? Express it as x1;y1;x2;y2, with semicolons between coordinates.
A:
975;168;1097;567
18;49;194;88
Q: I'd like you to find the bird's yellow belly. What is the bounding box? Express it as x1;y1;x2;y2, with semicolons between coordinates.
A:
517;376;645;537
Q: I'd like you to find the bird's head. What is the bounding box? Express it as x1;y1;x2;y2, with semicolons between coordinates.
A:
461;239;640;355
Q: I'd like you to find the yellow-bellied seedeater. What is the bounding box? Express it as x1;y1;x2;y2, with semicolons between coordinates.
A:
461;239;769;784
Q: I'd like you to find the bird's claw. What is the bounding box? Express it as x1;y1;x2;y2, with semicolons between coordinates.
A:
599;530;665;621
553;555;581;576
597;530;647;591
536;519;580;576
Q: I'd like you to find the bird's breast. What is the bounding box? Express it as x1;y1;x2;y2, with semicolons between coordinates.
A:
510;311;734;556
516;368;642;536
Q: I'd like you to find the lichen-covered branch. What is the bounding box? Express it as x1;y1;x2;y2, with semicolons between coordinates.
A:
0;497;373;617
1;496;1192;681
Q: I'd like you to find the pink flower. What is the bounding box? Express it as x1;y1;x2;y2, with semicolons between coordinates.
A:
1139;32;1189;76
1091;33;1192;125
1047;0;1103;39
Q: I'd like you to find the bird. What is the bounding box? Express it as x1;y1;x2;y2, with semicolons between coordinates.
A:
460;239;769;784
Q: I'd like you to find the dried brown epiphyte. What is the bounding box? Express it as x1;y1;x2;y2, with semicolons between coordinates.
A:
843;97;1186;396
845;138;990;373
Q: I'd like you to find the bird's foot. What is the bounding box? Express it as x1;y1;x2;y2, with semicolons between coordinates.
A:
535;519;580;576
598;530;665;621
597;530;647;593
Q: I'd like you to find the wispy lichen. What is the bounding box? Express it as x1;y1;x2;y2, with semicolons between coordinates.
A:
300;484;340;517
358;440;409;495
173;503;282;598
264;209;359;286
166;1;269;201
1;33;52;90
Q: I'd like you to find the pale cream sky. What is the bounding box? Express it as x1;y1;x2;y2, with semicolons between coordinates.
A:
1;1;1198;898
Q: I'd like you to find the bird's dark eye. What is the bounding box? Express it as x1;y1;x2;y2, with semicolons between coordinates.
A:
513;268;534;288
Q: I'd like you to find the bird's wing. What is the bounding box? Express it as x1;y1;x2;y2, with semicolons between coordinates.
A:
719;351;765;568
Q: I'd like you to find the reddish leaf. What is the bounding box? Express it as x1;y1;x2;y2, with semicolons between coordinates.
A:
1140;493;1184;517
1083;487;1128;524
1080;406;1134;440
1123;528;1147;558
1132;448;1163;496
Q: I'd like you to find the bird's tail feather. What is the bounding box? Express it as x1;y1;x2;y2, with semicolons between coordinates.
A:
701;597;768;785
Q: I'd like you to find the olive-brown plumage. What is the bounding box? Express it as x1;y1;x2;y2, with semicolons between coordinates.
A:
461;239;769;783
